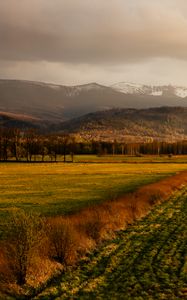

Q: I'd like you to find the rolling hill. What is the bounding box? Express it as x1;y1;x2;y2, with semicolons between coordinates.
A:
57;107;187;142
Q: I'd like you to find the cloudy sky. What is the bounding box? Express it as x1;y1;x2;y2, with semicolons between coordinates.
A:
1;0;187;86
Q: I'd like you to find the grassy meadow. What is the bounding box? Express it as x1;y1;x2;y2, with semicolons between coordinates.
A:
0;156;187;239
1;157;187;219
0;158;187;219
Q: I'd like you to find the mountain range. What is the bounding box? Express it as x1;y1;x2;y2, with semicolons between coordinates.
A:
1;79;187;123
0;79;187;141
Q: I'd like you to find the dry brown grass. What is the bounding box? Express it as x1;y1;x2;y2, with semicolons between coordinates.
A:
0;244;12;283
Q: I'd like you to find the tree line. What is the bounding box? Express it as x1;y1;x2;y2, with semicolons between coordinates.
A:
0;127;187;161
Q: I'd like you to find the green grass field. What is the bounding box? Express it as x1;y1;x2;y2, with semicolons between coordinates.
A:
1;160;187;218
35;187;187;300
0;159;187;239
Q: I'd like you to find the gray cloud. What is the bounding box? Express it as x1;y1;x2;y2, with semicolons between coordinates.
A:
1;0;187;64
1;0;187;86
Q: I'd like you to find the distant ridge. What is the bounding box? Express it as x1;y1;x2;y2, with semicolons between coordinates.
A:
0;79;187;124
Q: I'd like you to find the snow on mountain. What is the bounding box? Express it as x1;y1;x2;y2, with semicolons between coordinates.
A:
33;81;187;99
76;83;105;91
43;80;187;99
58;83;106;97
174;87;187;98
34;80;187;99
150;90;163;96
3;80;105;97
111;82;149;95
111;82;187;98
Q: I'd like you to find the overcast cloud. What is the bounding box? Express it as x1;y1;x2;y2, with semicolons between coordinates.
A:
1;0;187;85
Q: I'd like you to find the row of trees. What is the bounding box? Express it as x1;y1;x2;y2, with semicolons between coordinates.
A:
0;128;187;161
0;128;75;162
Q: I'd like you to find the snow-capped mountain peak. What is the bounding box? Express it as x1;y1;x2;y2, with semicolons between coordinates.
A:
111;82;150;95
174;87;187;98
111;82;187;98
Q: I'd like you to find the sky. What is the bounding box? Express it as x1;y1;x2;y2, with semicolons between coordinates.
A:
1;0;187;86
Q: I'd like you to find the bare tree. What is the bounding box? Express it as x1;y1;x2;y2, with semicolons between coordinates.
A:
9;128;21;161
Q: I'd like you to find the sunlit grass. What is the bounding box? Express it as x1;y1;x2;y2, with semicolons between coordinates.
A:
0;160;187;218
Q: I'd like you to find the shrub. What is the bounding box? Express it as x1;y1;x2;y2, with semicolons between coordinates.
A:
5;209;45;285
47;218;77;267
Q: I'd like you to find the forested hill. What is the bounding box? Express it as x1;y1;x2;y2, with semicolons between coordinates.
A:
57;107;187;142
1;104;187;143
